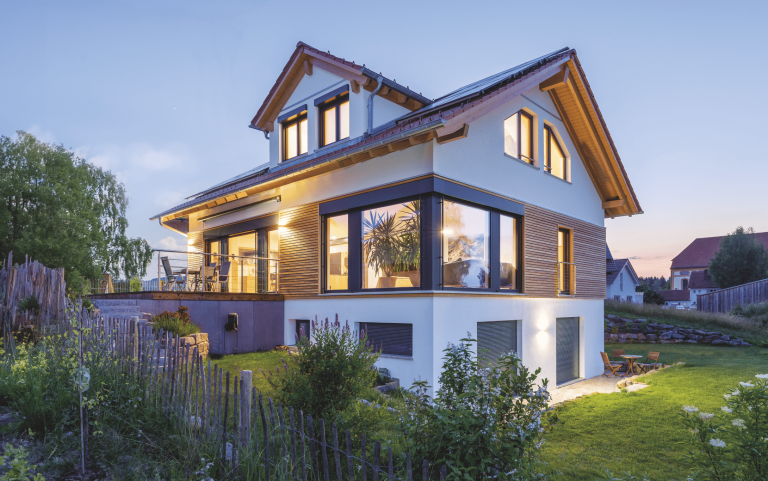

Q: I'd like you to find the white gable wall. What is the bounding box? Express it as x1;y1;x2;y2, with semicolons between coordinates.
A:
606;263;641;303
433;86;604;227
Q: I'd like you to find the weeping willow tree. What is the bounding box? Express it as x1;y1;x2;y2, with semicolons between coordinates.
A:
0;131;153;290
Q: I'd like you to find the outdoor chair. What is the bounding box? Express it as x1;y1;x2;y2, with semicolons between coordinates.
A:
611;349;628;369
638;352;661;374
161;256;185;291
601;352;624;378
217;261;231;292
203;263;217;291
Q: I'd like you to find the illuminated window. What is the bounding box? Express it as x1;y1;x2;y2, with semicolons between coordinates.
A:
362;200;421;289
499;214;519;290
326;214;349;291
503;110;533;164
544;125;567;180
319;93;350;147
282;111;308;161
558;227;572;294
442;200;490;288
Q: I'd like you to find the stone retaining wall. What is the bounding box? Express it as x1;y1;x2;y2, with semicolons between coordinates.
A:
604;314;751;347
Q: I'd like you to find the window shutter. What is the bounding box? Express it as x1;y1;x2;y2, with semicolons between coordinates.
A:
477;321;517;368
556;317;580;385
363;323;412;357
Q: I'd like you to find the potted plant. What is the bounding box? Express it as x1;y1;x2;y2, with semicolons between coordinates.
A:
362;201;420;288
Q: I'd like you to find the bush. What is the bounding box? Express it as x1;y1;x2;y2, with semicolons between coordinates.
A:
643;289;665;305
129;277;142;292
397;336;549;480
731;301;768;326
151;305;200;337
680;375;768;479
264;314;379;422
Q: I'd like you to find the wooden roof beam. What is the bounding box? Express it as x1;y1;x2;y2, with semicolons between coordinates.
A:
539;66;570;92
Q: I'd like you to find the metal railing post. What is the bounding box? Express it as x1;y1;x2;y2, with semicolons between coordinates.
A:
157;253;161;292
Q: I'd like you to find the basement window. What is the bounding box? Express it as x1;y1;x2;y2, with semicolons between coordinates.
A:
504;110;534;164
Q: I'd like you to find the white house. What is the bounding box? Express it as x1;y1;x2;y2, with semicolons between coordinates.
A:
151;42;642;392
606;246;642;303
688;269;718;307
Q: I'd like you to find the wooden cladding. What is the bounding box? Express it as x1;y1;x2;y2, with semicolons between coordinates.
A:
187;231;204;273
523;205;605;299
278;204;320;298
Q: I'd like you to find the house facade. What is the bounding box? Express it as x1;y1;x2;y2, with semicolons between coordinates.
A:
659;289;693;309
151;42;642;391
606;246;641;303
670;233;768;290
687;269;718;307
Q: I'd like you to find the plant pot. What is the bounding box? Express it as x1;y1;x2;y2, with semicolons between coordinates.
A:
375;276;412;289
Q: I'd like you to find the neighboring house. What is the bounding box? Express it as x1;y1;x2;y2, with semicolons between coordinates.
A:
687;269;718;307
150;42;642;390
606;246;642;303
670;232;768;290
659;289;693;309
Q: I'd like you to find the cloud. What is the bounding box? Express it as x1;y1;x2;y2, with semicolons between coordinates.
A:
86;143;190;173
155;236;186;252
628;256;641;259
25;124;57;144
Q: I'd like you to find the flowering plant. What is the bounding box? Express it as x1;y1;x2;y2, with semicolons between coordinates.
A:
397;335;549;481
680;374;768;480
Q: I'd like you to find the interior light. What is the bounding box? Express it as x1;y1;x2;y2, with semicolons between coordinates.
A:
330;236;337;240
442;229;453;235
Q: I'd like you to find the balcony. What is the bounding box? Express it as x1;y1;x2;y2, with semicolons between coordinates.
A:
557;261;576;296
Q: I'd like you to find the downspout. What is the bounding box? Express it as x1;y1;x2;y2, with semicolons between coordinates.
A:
367;76;384;137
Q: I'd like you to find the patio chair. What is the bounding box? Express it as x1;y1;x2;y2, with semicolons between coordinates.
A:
161;256;185;291
203;263;217;291
638;352;661;374
601;352;624;378
216;261;231;292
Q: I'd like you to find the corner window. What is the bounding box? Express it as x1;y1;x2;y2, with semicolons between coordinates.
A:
326;214;349;291
499;214;520;290
504;110;533;164
282;111;308;161
442;200;490;288
544;125;566;180
362;200;421;289
320;94;350;147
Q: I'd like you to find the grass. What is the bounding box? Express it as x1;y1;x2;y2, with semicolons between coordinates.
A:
604;299;768;345
541;343;768;480
208;350;288;395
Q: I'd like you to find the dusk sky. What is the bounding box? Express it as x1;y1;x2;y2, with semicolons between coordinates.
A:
3;1;767;278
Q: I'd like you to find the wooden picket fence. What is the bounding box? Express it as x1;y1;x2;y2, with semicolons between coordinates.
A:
71;311;446;480
0;251;68;329
697;278;768;313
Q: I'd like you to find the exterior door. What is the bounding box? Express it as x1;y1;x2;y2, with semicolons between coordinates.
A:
556;317;579;385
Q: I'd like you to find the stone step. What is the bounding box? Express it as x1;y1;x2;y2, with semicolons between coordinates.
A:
91;299;138;307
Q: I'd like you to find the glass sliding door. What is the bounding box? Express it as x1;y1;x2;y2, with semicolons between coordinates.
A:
228;232;257;293
257;227;279;293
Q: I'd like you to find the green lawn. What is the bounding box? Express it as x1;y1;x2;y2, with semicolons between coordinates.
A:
541;344;768;479
208;350;287;395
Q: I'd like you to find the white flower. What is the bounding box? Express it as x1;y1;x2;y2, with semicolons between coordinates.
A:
709;438;726;448
755;374;768;379
739;382;754;388
699;413;715;421
721;406;732;414
732;390;740;396
724;394;731;400
683;405;699;413
732;419;745;428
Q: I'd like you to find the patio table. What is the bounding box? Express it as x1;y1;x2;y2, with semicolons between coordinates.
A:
620;355;642;377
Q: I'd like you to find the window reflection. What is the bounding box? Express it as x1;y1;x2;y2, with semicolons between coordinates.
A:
327;215;349;290
442;200;489;288
504;111;533;163
362;200;421;289
545;126;566;180
500;214;518;290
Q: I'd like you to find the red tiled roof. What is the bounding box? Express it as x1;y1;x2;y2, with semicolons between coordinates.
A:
688;269;718;289
671;233;768;269
658;289;690;302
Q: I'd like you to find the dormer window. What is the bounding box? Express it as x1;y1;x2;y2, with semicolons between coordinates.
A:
544;125;566;180
316;86;350;148
504;110;533;164
279;105;308;161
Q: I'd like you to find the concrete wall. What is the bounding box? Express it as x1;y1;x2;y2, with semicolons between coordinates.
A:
132;299;283;355
284;296;604;396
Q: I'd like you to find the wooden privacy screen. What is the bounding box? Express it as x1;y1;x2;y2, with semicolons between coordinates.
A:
523;204;606;299
187;231;204;273
278;204;320;298
698;278;768;313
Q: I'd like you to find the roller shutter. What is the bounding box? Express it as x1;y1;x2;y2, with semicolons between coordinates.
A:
363;323;412;357
556;317;580;385
477;321;518;368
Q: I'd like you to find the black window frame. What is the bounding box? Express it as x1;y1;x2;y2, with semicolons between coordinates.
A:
506;110;534;164
318;93;350;148
281;110;308;162
320;177;524;294
544;124;567;180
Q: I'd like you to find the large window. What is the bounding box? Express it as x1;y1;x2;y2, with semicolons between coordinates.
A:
544;125;566;180
319;94;350;147
442;200;489;288
326;214;349;291
504;110;533;164
362;200;421;289
499;214;519;290
282;111;308;161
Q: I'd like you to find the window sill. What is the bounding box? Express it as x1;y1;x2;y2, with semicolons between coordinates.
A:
543;171;572;184
504;153;539;170
315;137;353;155
379;354;413;361
280;153;309;165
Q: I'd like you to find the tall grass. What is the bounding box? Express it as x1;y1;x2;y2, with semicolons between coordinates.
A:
604;300;768;344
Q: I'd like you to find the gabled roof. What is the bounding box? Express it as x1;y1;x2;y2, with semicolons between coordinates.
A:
659;289;690;302
606;258;639;286
152;44;642;222
606;245;618;272
689;269;718;290
671;232;768;269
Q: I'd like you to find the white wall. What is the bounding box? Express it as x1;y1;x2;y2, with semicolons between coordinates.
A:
433;85;605;227
284;296;604;396
606;265;642;303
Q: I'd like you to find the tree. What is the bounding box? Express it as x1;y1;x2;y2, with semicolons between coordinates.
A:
643;289;665;305
708;227;768;289
0;131;153;289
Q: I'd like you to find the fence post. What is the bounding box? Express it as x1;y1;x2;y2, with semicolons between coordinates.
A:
241;370;252;447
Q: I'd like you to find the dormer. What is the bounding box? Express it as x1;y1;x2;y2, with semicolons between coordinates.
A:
249;42;431;168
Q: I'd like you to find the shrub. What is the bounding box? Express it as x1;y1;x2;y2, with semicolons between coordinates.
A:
731;301;768;326
151;306;200;337
643;289;665;305
129;277;142;292
680;375;768;479
17;296;40;315
397;336;549;480
264;314;379;422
